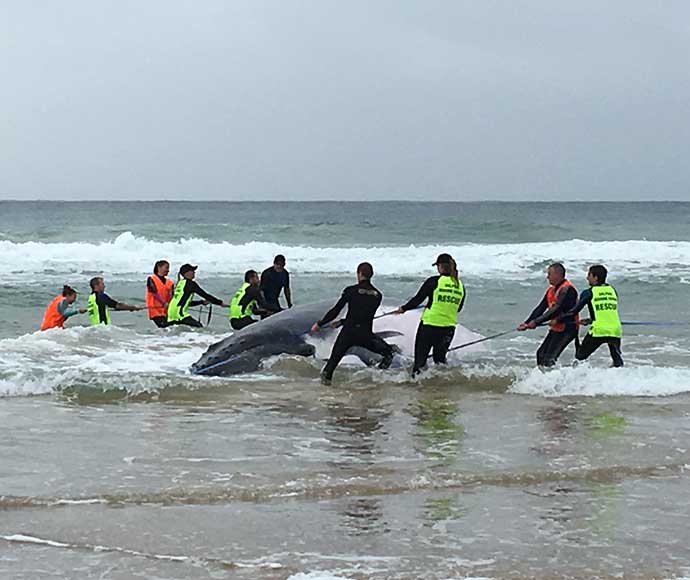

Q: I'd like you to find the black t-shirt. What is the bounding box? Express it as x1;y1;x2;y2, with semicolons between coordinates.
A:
260;267;290;304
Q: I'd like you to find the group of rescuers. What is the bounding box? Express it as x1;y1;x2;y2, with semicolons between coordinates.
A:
40;254;623;383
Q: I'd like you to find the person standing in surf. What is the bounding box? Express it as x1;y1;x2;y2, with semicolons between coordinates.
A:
517;262;579;367
40;285;87;330
88;277;145;325
395;253;465;377
311;262;394;385
566;264;624;367
146;260;174;328
167;264;227;328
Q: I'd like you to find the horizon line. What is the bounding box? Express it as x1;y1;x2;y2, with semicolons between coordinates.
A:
1;198;688;204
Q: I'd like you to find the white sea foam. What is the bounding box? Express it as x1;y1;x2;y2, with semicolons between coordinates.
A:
2;233;690;282
510;364;690;397
0;326;216;397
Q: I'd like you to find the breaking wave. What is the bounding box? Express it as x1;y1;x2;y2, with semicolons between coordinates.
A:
2;232;690;283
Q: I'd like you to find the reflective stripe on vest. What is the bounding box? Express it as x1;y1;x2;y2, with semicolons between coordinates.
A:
420;276;465;327
41;295;67;331
167;279;193;322
146;276;174;319
230;282;255;320
589;284;622;338
545;279;579;332
88;293;111;325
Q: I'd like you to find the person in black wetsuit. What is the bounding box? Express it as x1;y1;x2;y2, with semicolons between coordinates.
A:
260;254;292;318
167;264;227;327
310;262;393;385
229;270;271;330
517;262;579;367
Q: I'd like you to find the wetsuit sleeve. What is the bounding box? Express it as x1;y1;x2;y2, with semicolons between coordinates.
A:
525;293;548;324
188;280;223;306
284;271;290;289
57;299;80;319
401;277;437;311
567;288;592;316
458;287;466;313
240;285;267;312
259;269;269;291
100;293;119;308
318;287;351;327
532;286;576;325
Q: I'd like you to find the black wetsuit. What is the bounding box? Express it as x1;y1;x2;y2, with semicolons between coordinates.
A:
260;267;290;316
525;281;579;367
318;280;394;382
401;276;466;375
568;287;624;367
169;279;223;328
230;284;269;330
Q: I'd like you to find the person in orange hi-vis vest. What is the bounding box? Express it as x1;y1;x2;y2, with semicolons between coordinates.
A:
146;260;175;328
40;285;87;331
517;262;580;367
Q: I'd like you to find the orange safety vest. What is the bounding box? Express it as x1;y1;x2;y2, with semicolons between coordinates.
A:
545;279;579;332
40;295;67;331
146;275;174;319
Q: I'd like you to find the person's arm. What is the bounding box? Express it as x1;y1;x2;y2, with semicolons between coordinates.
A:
101;293;143;312
240;285;268;314
189;280;224;306
400;277;436;312
147;277;168;307
317;289;350;327
284;271;292;307
457;287;466;314
57;299;85;319
532;286;574;325
525;294;547;324
566;288;592;317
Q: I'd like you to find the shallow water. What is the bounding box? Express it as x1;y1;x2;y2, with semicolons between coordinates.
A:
1;201;690;578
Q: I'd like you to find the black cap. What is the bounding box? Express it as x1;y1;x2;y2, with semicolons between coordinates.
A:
179;263;198;275
432;253;453;266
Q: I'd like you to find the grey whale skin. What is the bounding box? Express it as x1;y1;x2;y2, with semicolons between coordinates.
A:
190;300;399;377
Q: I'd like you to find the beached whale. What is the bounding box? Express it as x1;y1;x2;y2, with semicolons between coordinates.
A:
190;299;483;377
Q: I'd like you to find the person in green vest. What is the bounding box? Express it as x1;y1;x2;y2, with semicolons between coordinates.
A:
395;253;466;377
88;277;145;325
167;264;227;327
567;264;623;367
229;270;270;330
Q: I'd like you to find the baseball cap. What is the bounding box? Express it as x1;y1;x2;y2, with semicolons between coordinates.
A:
179;263;198;275
432;253;453;266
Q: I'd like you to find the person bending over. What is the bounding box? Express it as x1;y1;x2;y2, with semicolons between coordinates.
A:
167;264;226;328
229;270;270;330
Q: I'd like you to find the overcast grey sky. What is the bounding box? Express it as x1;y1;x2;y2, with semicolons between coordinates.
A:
1;1;689;201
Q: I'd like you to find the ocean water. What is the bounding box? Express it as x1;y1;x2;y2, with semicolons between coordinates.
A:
1;201;690;579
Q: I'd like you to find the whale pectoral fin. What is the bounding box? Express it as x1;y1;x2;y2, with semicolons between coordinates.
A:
346;346;381;367
375;330;404;339
295;341;316;357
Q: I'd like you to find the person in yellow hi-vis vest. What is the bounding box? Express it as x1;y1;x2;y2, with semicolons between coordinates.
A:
567;264;623;367
395;253;465;377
